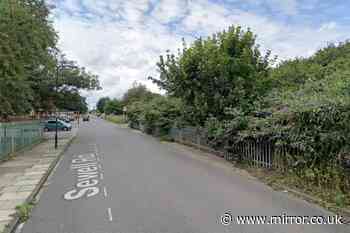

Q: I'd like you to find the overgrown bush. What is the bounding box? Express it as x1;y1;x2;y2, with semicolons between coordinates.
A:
126;96;182;136
126;100;144;127
126;28;350;205
149;25;274;125
140;96;182;136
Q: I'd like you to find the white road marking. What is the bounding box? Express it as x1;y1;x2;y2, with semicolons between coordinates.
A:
100;173;104;180
107;208;113;222
64;153;100;201
94;144;99;154
99;164;102;170
103;186;108;197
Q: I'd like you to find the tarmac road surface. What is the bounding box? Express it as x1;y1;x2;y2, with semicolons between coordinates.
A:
21;117;350;233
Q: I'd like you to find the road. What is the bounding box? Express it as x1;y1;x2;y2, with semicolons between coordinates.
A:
21;117;349;233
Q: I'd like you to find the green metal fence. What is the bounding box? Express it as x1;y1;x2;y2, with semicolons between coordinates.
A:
0;121;44;161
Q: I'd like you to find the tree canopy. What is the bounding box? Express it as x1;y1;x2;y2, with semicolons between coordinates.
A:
96;97;110;113
104;99;123;115
122;82;159;106
0;0;100;118
149;26;273;125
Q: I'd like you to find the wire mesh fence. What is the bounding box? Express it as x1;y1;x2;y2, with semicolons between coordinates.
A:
0;121;44;161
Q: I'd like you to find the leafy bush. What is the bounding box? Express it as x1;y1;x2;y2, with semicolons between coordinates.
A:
104;99;123;115
149;25;274;125
126;100;145;127
126;96;182;136
127;28;350;202
140;96;182;135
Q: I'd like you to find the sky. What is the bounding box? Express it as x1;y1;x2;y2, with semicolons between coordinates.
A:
49;0;350;108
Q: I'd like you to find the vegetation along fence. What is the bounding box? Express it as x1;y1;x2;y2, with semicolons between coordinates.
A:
169;127;309;171
0;121;44;161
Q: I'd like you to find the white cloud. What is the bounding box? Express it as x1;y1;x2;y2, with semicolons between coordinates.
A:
319;22;337;31
61;0;81;14
52;0;350;108
179;0;349;60
151;0;188;24
54;7;182;107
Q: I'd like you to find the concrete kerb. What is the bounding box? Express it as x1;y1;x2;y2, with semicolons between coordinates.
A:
271;183;350;222
3;135;77;233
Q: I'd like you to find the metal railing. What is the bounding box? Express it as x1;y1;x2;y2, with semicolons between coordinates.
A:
0;121;44;161
169;127;297;170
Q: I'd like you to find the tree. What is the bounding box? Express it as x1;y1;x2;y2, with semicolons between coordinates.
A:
55;91;88;114
149;26;272;125
122;82;159;106
126;96;182;135
0;0;56;117
104;99;123;115
140;96;182;135
0;0;100;118
96;97;110;113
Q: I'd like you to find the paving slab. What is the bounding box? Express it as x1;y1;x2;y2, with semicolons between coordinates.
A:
0;210;16;222
22;171;44;176
0;162;35;168
0;128;77;233
0;200;25;210
12;179;40;187
15;175;42;182
17;185;36;192
0;186;19;193
0;192;31;201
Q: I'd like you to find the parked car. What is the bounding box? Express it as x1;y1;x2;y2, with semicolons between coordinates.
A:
83;115;90;121
44;119;72;131
59;117;71;123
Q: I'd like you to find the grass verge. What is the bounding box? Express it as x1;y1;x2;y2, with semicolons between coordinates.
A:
15;203;34;223
106;115;127;124
239;164;350;216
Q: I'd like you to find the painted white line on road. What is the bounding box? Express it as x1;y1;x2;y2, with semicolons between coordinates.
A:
107;208;113;222
100;173;104;180
64;154;100;201
103;186;108;197
99;164;102;170
94;144;99;154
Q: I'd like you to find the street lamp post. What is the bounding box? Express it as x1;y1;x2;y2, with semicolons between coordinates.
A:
55;65;59;149
54;63;78;150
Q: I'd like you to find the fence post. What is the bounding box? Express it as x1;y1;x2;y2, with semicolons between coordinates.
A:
196;129;201;149
11;128;15;153
179;129;183;142
22;127;25;148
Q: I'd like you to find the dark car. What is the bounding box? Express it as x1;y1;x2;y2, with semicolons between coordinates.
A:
83;115;90;121
44;120;72;131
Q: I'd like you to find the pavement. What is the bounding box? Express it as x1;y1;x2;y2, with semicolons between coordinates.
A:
0;128;77;233
14;117;350;233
